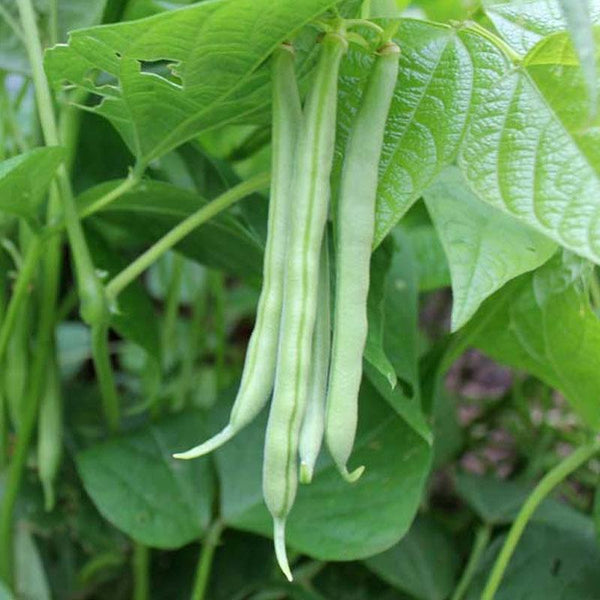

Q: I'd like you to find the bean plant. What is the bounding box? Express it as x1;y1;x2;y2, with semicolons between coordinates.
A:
0;0;600;598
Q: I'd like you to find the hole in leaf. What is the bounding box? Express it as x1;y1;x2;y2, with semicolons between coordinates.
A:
138;59;182;87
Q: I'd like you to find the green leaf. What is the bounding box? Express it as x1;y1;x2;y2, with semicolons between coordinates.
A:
364;516;459;600
85;224;161;360
402;223;451;292
557;0;598;114
384;230;422;403
14;524;51;600
44;0;340;165
336;20;475;245
484;0;600;56
79;179;264;279
524;29;600;176
458;26;600;265
213;382;431;561
0;147;64;219
455;472;594;534
466;522;600;599
364;240;397;389
76;411;215;548
424;167;556;331
464;252;600;428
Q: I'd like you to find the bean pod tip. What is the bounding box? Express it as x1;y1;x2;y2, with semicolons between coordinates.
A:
274;517;293;582
341;464;365;483
172;424;234;460
299;462;314;485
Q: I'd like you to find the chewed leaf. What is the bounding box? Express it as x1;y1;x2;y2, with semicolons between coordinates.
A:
44;0;339;166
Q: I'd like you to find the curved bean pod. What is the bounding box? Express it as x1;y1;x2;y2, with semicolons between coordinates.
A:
325;42;400;482
173;44;302;460
299;234;331;485
262;32;347;582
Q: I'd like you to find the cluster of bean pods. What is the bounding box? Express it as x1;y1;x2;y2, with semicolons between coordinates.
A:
175;22;399;581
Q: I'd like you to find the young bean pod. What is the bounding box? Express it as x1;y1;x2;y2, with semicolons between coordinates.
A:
173;44;302;460
325;42;399;482
262;32;347;582
37;358;62;512
298;234;331;485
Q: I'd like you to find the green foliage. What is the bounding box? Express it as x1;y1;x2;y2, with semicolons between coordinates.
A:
44;0;339;166
1;0;600;597
424;167;556;331
0;147;63;218
76;411;215;548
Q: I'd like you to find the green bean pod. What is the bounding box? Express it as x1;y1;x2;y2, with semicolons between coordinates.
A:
173;44;302;460
298;234;331;485
263;32;347;582
325;42;399;482
37;358;62;512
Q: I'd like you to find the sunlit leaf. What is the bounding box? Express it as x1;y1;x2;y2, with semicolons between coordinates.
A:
424;167;556;330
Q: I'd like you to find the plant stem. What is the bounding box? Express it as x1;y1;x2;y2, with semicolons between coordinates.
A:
132;542;150;600
175;281;208;409
162;253;185;369
451;524;491;600
191;521;223;600
16;0;106;327
105;172;269;300
91;323;120;433
48;0;58;46
80;170;142;218
481;439;600;599
0;235;41;365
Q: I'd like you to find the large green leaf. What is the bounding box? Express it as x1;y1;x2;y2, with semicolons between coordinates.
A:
76;411;215;548
212;382;431;561
335;20;475;246
0;147;64;219
464;252;600;429
402;223;450;292
364;240;397;389
44;0;340;166
455;472;594;534
458;27;600;265
424;167;556;331
524;29;600;176
466;522;600;599
364;516;459;600
78;179;264;278
557;0;598;114
484;0;600;56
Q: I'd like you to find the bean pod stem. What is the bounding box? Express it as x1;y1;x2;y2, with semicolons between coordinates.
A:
173;44;301;460
263;32;348;582
325;42;399;482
